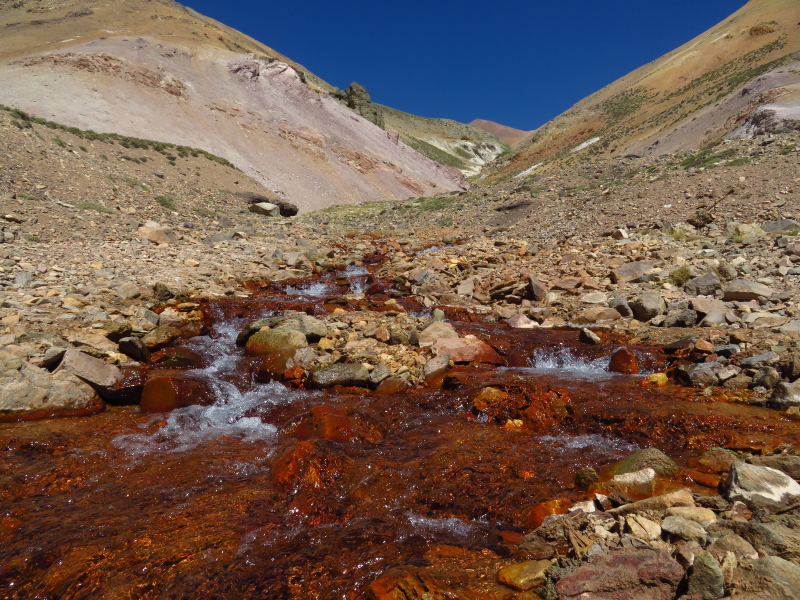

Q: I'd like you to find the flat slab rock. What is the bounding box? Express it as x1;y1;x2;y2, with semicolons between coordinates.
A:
555;547;683;600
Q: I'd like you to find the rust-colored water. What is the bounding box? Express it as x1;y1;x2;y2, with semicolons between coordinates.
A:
2;271;799;599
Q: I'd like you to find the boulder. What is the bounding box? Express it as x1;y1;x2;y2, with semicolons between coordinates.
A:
614;447;679;478
248;202;280;217
663;308;699;328
770;382;800;409
497;560;551;591
610;296;633;317
245;329;308;356
608;347;639;374
139;376;214;413
708;533;759;563
418;321;459;348
685;272;723;296
629;292;666;322
662;515;708;545
730;556;800;600
138;223;177;245
242;192;298;217
433;337;503;364
687;549;725;600
150;347;205;369
747;455;800;480
0;348;103;421
579;328;601;344
308;363;371;389
762;218;800;233
555;547;683;600
58;349;121;400
723;279;774;301
723;461;800;512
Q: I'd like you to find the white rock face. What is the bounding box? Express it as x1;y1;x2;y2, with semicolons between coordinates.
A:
724;461;800;512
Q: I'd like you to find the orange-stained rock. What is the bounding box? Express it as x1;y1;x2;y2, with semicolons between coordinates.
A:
681;468;721;489
374;377;412;395
150;347;205;369
609;348;639;374
310;404;359;442
472;386;526;421
253;349;299;382
140;326;183;351
433;337;504;365
524;498;573;530
283;365;305;384
139;376;214;413
271;439;349;490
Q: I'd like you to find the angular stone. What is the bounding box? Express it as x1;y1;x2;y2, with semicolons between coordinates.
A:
308;363;370;389
58;349;121;397
456;277;476;296
423;354;450;381
685;271;723;296
496;559;551;591
731;556;800;600
762;219;800;233
724;461;800;512
140;326;182;351
116;282;141;300
691;297;728;315
0;348;103;421
118;337;151;363
708;533;758;563
507;313;537;329
611;261;654;284
741;351;778;368
581;292;607;304
770;381;800;409
248;202;280;217
138;224;177;245
574;307;622;324
527;275;549;301
610;296;633;317
605;467;657;498
417;321;459;348
630;292;666;322
747;455;800;480
555;547;683;600
723;279;774;301
579;328;601;344
687;549;725;600
433;337;503;364
626;514;662;541
662;515;708;545
666;507;717;526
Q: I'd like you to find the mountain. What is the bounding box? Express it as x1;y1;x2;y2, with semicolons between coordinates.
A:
0;0;467;212
469;119;530;147
490;0;800;180
378;105;508;177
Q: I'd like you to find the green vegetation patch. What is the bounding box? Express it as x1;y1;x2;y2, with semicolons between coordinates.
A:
679;145;738;169
155;194;178;211
192;207;219;218
404;136;466;170
780;144;797;155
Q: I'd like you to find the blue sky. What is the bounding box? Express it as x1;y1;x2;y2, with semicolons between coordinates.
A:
183;0;746;131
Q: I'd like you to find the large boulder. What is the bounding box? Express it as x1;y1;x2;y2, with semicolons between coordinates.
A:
723;461;800;512
308;363;371;389
555;547;683;600
770;381;800;409
629;292;666;322
723;279;774;301
614;447;679;478
246;329;308;356
248;202;280;217
418;321;459;348
335;82;385;128
57;349;122;401
747;455;800;480
685;271;722;296
0;348;103;421
730;556;800;600
433;337;503;364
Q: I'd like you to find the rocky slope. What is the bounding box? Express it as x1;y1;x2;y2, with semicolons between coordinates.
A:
491;0;800;180
0;0;468;212
470;118;531;147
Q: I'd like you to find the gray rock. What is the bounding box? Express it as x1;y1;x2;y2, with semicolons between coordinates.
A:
13;271;33;288
248;202;280;217
723;461;800;512
57;349;121;399
770;381;800;409
423;353;450;381
731;556;800;600
308;363;370;389
751;366;781;390
662;515;708;545
778;320;800;335
662;308;699;328
0;348;102;420
676;362;720;388
747;455;800;481
687;549;725;600
715;344;742;358
273;315;328;341
116;282;141;300
40;346;67;370
723;279;774;301
555;547;683;600
118;337;151;363
610;261;654;284
762;219;800;233
369;363;390;388
630;291;666;322
685;272;723;296
741;351;778;368
610;295;633;317
707;519;800;562
615;447;680;478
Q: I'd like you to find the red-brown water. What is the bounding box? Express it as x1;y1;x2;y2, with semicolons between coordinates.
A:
2;268;799;599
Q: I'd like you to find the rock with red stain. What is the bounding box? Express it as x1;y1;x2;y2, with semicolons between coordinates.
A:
139;376;214;413
282;404;360;442
374;377;412;395
433;337;504;365
524;498;573;530
283;365;305;384
472;386;525;421
253;349;301;382
140;326;183;351
271;439;350;490
150;347;205;369
556;547;683;600
608;348;639;374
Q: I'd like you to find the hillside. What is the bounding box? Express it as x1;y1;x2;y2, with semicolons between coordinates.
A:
491;0;800;181
378;104;508;176
0;0;468;212
469;119;531;147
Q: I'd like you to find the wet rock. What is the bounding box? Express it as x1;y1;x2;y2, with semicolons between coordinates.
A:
150;347;205;369
507;313;537;329
472;386;522;420
369;363;391;388
141;326;182;351
58;349;121;400
555;547;683;600
245;329;308;356
723;461;800;512
282;404;360;443
697;449;738;474
139;376;214;413
271;439;350;491
662;515;708;545
417;321;459;347
0;348;103;421
423;353;450;382
374;377;412;395
608;347;639;374
685;272;722;297
615;447;680;478
770;381;800;409
730;556;800;600
579;328;601;344
308;363;370;389
611;261;654;284
576;466;599;488
723;279;774;301
630;292;666;322
687;549;725;600
497;559;551;591
118;337;151;363
433;337;503;364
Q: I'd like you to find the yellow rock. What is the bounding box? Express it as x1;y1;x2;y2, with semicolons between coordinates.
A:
645;372;669;387
497;560;551;591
